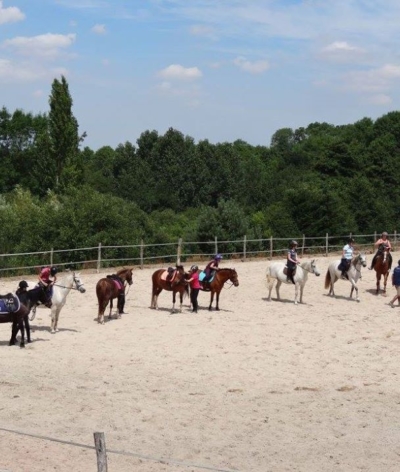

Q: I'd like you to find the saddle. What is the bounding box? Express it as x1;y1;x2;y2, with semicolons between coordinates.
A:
107;275;124;292
199;271;215;283
161;269;177;283
283;266;297;277
0;294;21;314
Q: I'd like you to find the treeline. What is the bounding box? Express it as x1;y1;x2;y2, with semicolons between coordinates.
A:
1;76;399;258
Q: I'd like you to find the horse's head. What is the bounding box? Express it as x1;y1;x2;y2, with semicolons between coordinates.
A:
117;268;133;286
229;268;239;287
355;253;367;267
310;259;321;276
73;272;86;293
172;265;186;286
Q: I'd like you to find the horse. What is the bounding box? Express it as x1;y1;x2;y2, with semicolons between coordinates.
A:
373;243;393;294
324;253;367;302
15;284;53;343
0;285;52;348
200;268;239;311
266;259;321;305
32;270;86;333
96;267;133;324
151;265;188;313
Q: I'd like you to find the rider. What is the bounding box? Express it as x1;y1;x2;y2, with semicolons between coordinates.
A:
287;240;300;284
389;259;400;308
16;280;29;296
38;266;58;296
369;231;392;270
186;265;201;313
340;237;355;279
203;254;222;282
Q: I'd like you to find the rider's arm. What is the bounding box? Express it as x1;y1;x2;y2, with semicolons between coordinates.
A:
374;238;383;247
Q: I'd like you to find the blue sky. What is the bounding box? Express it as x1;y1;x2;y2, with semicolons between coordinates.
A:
1;0;400;150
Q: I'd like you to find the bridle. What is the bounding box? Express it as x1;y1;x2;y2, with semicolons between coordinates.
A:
54;273;85;291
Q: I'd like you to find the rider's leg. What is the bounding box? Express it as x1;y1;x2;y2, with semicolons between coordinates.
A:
369;253;377;270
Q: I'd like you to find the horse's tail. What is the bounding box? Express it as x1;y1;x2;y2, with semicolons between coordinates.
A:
324;269;331;289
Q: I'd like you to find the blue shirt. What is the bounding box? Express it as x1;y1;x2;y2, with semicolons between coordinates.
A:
343;244;354;260
393;266;400;286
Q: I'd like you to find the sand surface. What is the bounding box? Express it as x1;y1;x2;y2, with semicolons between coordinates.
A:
0;254;399;472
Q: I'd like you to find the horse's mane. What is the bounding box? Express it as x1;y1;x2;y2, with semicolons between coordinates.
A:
117;268;132;276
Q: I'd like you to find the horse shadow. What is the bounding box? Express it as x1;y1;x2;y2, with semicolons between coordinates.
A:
30;325;79;333
323;293;359;301
365;288;387;296
262;297;298;304
0;337;50;346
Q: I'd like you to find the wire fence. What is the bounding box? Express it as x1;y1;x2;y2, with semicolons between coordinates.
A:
0;231;396;276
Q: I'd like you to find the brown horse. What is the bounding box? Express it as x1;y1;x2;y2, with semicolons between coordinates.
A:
96;268;133;324
200;268;239;311
374;244;392;294
151;265;188;313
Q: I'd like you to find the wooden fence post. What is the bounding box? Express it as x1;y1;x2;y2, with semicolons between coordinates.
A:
394;231;397;252
243;235;247;261
140;239;144;270
94;432;108;472
50;248;54;266
97;243;101;273
326;233;328;257
270;236;273;260
301;234;305;257
215;236;218;256
177;238;182;265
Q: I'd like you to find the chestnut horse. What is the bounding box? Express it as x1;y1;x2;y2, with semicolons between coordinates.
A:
374;243;392;294
0;285;52;348
96;268;133;324
151;265;188;313
200;268;239;311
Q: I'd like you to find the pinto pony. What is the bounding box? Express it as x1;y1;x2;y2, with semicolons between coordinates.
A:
373;243;392;294
200;268;239;311
96;268;133;324
151;265;188;313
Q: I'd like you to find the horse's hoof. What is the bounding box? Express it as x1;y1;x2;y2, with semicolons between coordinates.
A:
51;330;56;334
20;344;25;349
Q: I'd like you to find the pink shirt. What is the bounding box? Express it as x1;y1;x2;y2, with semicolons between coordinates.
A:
189;272;201;289
375;238;392;250
39;267;51;283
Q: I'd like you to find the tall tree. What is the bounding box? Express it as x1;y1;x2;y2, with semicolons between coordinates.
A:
48;76;83;188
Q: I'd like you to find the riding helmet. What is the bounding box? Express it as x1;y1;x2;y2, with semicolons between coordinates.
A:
290;240;298;247
18;280;28;289
191;265;198;272
215;254;223;260
50;266;58;276
348;237;355;243
382;231;388;237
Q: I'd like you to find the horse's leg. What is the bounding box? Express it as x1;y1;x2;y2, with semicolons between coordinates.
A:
179;290;183;313
54;304;64;332
299;283;305;304
383;272;389;294
376;273;380;295
208;291;215;311
349;279;360;302
267;278;274;301
151;287;162;310
98;299;107;324
25;315;31;343
294;283;299;305
19;318;25;348
109;298;114;320
9;320;18;346
275;280;282;301
171;290;176;313
50;306;57;333
215;290;220;311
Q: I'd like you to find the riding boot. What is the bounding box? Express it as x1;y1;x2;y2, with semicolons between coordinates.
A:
369;254;377;270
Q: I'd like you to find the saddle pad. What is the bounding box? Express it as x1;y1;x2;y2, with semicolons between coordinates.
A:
0;294;21;314
160;270;177;282
112;279;124;291
199;271;215;283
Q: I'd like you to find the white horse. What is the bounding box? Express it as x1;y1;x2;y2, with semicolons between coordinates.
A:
324;253;367;302
266;259;321;305
33;271;86;333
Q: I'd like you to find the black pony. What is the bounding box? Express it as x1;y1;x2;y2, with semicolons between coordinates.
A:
0;284;52;348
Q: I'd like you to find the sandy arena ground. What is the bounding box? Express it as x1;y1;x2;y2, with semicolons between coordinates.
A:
0;254;399;472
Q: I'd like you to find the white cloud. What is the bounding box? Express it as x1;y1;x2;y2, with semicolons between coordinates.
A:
367;93;392;105
0;58;68;82
3;33;76;59
344;63;400;93
101;58;110;66
0;0;25;24
158;64;202;80
33;89;44;97
91;24;106;34
189;24;218;40
233;56;269;74
323;41;363;53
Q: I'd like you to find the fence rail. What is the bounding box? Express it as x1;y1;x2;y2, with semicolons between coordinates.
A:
0;232;395;276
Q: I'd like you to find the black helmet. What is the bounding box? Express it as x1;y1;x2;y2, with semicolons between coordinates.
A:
348;237;355;243
290;240;298;247
18;280;28;289
50;266;58;276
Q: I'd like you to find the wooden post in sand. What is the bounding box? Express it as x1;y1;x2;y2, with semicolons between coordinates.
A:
50;248;54;266
301;234;305;257
177;238;182;265
394;231;397;252
94;432;108;472
140;239;144;269
325;233;329;257
243;235;247;261
269;236;273;260
214;236;218;256
97;243;101;273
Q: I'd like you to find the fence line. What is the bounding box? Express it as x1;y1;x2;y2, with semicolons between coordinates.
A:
0;232;390;275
